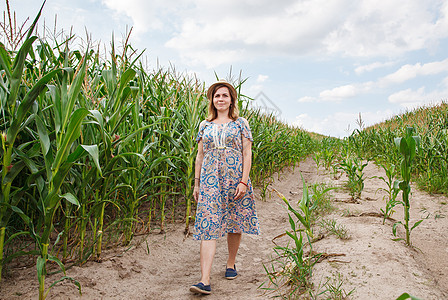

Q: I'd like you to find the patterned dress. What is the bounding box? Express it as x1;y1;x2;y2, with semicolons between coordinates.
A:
193;117;260;240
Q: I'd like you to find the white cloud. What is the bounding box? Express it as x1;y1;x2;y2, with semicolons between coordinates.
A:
292;109;395;137
100;0;190;35
324;0;448;57
257;75;269;83
319;85;357;101
388;87;448;108
298;83;373;103
354;61;396;74
160;0;448;67
300;57;448;104
380;58;448;85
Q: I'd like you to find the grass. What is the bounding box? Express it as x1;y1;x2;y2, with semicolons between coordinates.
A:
319;218;350;240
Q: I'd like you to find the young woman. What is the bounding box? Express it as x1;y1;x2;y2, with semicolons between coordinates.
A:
190;80;260;295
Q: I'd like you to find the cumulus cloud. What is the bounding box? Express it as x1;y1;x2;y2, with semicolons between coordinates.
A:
319;85;357;101
95;0;448;67
388;86;448;108
300;57;448;104
324;1;448;57
298;82;374;103
354;61;396;74
13;0;448;68
257;75;269;83
379;58;448;85
100;0;191;35
293;109;395;137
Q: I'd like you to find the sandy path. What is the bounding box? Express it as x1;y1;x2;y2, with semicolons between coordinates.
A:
2;157;447;299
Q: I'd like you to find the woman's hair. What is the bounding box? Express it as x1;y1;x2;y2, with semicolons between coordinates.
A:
206;84;239;121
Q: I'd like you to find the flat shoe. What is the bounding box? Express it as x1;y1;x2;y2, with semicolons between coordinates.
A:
190;282;212;295
225;265;238;280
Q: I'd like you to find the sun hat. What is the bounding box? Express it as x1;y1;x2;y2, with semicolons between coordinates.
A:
206;79;238;101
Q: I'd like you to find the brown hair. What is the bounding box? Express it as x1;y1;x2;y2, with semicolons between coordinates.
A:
206;83;239;121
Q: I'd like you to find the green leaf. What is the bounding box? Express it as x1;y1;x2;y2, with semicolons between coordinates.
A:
6;69;61;145
7;36;38;107
392;221;402;236
10;205;32;225
37;256;46;282
47;276;82;295
0;42;11;79
394;137;402;149
63;52;87;129
81;144;102;176
89;109;104;129
2;161;25;184
399;138;409;156
396;292;422;300
408;136;416;160
60;193;80;208
66;144;88;163
410;220;423;231
47;254;66;274
35;114;50;155
52;108;89;171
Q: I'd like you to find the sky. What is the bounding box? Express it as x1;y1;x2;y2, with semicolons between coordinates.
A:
4;0;448;137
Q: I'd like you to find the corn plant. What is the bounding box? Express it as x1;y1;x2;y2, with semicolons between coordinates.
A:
265;176;316;297
392;127;422;246
373;161;400;224
339;156;368;199
263;174;337;298
312;151;322;172
0;2;53;283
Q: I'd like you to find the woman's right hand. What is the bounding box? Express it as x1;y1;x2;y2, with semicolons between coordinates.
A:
193;186;199;202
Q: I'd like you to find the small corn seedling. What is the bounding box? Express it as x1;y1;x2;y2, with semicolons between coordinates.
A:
309;182;336;219
373;161;400;224
393;127;422;246
262;174;333;298
312;151;323;173
339;156;368;199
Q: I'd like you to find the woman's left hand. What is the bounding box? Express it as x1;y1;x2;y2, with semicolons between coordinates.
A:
235;183;247;200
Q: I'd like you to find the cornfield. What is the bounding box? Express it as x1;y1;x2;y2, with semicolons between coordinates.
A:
349;102;448;194
0;4;315;298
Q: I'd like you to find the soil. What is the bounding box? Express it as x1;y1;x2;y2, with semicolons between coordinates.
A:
1;157;447;299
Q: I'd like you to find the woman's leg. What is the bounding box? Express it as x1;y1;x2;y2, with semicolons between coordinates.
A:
226;233;242;268
200;240;216;285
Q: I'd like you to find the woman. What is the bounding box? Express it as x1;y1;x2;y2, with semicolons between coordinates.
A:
189;80;260;295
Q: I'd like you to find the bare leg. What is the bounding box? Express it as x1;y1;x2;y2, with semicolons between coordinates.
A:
200;240;216;285
227;233;242;268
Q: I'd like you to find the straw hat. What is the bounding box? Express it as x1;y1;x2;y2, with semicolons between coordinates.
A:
206;79;238;101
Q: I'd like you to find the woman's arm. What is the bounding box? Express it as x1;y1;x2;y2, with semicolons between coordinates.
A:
193;140;204;202
235;136;252;200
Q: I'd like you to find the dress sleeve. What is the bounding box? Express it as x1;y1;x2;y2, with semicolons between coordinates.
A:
238;117;253;142
196;120;207;142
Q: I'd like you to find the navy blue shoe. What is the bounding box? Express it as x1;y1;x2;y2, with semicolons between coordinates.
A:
225;265;238;280
190;282;212;295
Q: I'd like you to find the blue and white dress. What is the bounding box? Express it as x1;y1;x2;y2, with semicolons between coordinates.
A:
193;117;260;240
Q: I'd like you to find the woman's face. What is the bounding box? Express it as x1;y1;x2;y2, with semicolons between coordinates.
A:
213;86;232;113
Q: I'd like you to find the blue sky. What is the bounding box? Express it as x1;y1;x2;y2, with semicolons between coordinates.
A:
4;0;448;137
